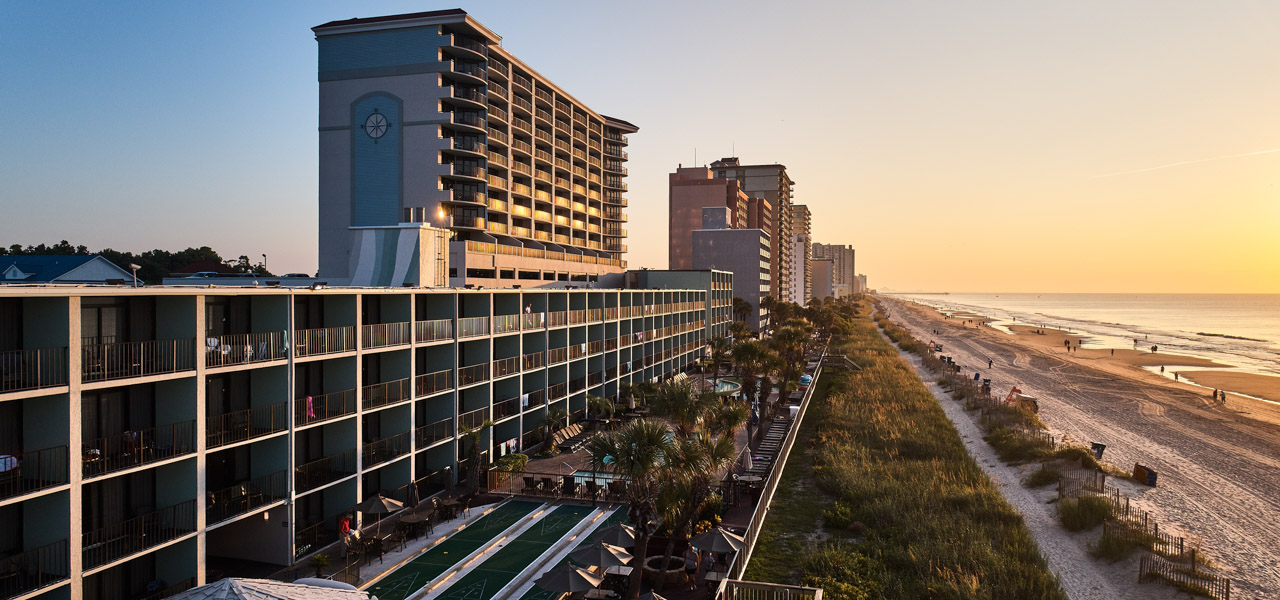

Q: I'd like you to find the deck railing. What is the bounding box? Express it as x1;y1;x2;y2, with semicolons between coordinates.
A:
293;326;356;357
362;432;411;468
81;338;195;383
206;469;288;525
82;500;196;569
415;417;452;448
493;314;520;335
294;449;357;493
492;356;519;378
362;377;412;410
415;369;453;397
293;521;335;560
295;389;356;427
0;445;68;501
522;313;544;329
719;580;823;600
415;319;454;343
82;421;196;478
0;346;67;392
205;332;286;368
458;363;490;386
361;322;411;349
493;397;519;421
207;401;288;448
459;407;489;431
0;538;68;597
548;347;568;364
547;311;567;327
458;316;490;338
522;351;544;370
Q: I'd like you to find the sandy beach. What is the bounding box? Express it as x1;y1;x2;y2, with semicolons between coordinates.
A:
885;296;1280;599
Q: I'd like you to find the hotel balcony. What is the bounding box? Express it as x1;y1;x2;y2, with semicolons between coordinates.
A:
0;539;69;598
449;137;486;156
206;469;287;526
294;449;357;493
451;188;486;204
443;35;486;58
488;83;507;99
415;318;453;343
547;347;568;364
603;178;627;191
511;95;532;114
0;445;68;501
449;162;486;181
81;337;195;384
449;215;486;230
415;417;451;448
82;500;196;570
459;407;489;431
549;382;567;399
512;117;532;133
487;60;508;78
207;401;288;449
487;174;508;190
205;331;287;368
522;350;544;370
487;104;508;123
293;326;356;358
457;362;490;387
0;346;67;393
82;421;196;479
447;60;486;84
447;111;486;133
486;128;508;146
415;368;453;397
493;396;519;422
487;197;507;213
361;321;411;349
446;86;486;109
362;432;410;469
604;146;628;160
493;314;521;335
492;356;519;379
295;388;356;427
511;73;532;91
362;377;411;411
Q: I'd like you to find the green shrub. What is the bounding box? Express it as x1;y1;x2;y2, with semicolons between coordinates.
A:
801;543;884;600
1023;464;1063;488
1088;527;1150;562
823;501;855;529
1056;495;1114;531
493;453;529;472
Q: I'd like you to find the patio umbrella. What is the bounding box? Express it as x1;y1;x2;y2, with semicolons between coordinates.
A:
689;527;745;554
568;540;632;568
595;523;637;548
355;493;404;536
533;564;603;593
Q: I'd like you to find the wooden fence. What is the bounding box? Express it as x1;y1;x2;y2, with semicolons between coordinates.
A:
1139;554;1230;600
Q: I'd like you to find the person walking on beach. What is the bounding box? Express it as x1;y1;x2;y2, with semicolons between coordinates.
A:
988;359;993;369
1064;339;1070;353
1174;372;1179;382
1160;366;1164;374
1111;348;1115;356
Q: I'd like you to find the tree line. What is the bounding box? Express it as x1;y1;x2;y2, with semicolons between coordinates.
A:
1;240;273;283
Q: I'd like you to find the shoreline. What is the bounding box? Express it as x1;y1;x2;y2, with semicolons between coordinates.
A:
905;300;1280;406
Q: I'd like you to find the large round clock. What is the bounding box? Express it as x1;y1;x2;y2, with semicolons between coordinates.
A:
363;111;389;140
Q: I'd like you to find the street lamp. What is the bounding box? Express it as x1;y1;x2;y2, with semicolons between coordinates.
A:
128;264;141;288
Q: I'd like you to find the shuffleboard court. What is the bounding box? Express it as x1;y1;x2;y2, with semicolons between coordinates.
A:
368;500;542;600
432;504;594;600
517;508;625;600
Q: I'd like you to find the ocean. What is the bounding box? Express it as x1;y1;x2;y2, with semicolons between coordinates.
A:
889;293;1280;378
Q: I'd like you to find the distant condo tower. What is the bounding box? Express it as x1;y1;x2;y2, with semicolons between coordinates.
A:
314;9;637;288
708;158;795;305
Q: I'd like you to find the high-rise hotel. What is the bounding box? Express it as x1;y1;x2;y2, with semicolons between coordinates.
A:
315;9;637;288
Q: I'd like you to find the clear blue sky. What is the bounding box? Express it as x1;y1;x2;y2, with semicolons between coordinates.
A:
3;1;1278;291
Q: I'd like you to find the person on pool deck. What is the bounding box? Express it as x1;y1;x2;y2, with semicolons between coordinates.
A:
684;547;699;590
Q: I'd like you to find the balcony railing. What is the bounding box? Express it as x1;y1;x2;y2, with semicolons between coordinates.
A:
0;346;67;393
547;311;567;327
459;407;489;431
522;313;544;329
82;421;196;478
522;351;544;370
294;326;356;358
363;377;412;411
296;389;356;427
415;417;452;448
81;338;195;383
206;470;287;525
82;500;196;570
453;137;486;153
492;356;519;378
493;397;519;421
569;309;586;324
415;369;453;397
548;347;567;364
295;449;357;493
293;520;336;561
362;322;411;349
207;401;288;449
493;314;520;335
415;319;453;343
363;431;411;468
549;382;567;399
0;538;68;598
458;316;490;338
205;332;286;368
0;445;68;501
458;363;490;386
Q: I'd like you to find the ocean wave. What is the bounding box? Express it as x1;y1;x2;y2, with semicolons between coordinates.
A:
1197;332;1268;342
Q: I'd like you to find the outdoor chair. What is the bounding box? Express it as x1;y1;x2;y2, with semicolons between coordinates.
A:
562;475;581;497
522;476;540;494
607;480;627;500
540;477;559;496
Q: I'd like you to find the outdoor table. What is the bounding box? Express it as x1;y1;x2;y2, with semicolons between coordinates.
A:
604;565;633;577
439;498;460;520
738;475;763;484
704;570;727;591
584;589;618;600
622;412;640;420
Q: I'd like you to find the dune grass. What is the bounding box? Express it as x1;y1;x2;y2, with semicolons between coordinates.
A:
747;299;1065;600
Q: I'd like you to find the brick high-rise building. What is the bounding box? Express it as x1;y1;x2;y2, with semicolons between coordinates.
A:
709;158;794;304
667;167;749;270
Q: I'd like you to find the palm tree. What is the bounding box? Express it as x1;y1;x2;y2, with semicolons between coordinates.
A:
651;379;714;437
587;394;616;421
636;380;659;409
705;401;750;439
459;419;494;495
585;420;673;599
539;407;568;454
727;320;751;341
706;336;732;389
732;296;752;323
730;339;771;405
654;430;738;592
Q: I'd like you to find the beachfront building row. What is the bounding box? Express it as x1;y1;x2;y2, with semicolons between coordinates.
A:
0;278;724;600
789;204;812;307
314;9;637;289
708;158;795;305
812;243;855;299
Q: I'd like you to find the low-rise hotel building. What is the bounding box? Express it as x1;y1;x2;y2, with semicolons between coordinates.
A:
0;280;720;600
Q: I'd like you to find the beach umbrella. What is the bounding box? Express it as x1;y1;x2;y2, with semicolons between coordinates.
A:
356;493;404;536
596;523;637;548
568;541;632;568
689;527;745;553
533;564;603;593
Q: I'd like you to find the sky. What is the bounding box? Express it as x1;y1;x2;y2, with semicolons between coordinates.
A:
2;1;1278;293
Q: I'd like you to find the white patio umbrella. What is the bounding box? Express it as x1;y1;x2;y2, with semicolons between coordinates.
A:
568;541;632;569
689;527;745;554
533;564;603;593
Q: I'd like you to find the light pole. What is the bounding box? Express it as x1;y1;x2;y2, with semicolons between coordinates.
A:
128;263;141;288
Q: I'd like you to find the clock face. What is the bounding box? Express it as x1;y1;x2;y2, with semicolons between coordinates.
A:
363;112;389;140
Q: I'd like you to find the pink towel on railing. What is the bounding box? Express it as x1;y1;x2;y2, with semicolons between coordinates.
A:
306;396;315;419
